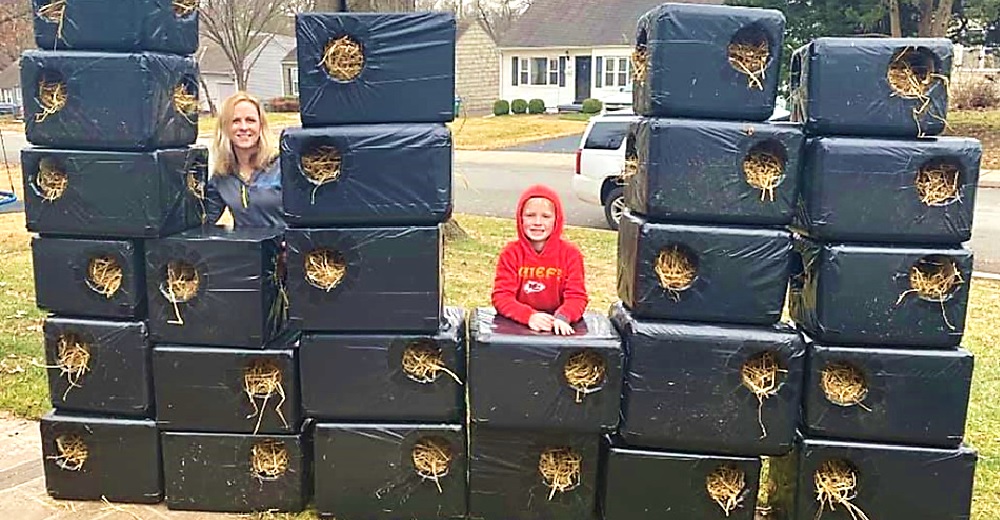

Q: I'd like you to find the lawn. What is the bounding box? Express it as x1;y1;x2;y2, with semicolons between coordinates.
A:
949;110;1000;169
0;207;999;519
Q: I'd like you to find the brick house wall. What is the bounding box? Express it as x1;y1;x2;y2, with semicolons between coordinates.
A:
456;20;500;115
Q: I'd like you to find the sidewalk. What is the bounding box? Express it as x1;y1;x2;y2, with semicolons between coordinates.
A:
0;415;242;519
981;169;1000;188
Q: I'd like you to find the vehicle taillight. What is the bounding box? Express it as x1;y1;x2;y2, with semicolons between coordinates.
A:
575;148;582;175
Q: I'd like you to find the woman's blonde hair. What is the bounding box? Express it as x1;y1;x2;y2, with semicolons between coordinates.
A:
211;91;278;176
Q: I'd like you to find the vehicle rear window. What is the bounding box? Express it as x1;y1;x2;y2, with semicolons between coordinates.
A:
584;121;632;150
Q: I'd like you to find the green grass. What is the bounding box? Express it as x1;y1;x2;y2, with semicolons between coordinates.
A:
1;214;998;519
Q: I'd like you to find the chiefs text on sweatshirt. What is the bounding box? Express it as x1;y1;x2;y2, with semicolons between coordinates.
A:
491;184;589;325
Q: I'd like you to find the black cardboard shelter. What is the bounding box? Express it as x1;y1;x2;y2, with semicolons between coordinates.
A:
280;124;453;226
468;307;623;433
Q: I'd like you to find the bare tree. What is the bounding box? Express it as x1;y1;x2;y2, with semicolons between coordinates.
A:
0;0;33;70
475;0;529;40
312;0;416;11
199;0;310;91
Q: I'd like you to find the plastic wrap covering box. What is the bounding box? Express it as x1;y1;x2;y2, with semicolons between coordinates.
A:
301;307;464;422
617;210;791;325
768;438;976;520
40;411;162;503
468;307;623;433
314;423;466;519
296;13;456;125
22;146;208;237
286;226;442;333
43;318;152;417
468;425;600;520
153;338;300;434
601;439;762;520
21;50;199;150
789;38;953;137
632;3;785;121
145;227;285;348
796;136;981;244
32;0;198;55
161;432;308;513
625;118;803;225
804;343;973;448
32;237;146;319
610;302;804;456
280;124;453;226
790;238;973;347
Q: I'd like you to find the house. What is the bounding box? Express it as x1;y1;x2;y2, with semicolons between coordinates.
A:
280;16;500;115
497;0;722;110
197;33;297;112
0;61;21;108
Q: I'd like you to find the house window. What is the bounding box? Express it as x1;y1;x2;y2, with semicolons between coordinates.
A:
548;58;559;85
289;66;299;97
511;56;562;86
520;58;529;85
602;56;631;88
531;57;548;85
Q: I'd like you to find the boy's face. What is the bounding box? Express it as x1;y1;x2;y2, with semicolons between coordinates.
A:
522;197;556;243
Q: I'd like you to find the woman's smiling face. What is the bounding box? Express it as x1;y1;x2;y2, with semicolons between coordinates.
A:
229;100;261;151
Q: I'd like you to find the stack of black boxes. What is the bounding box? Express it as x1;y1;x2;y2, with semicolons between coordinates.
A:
608;4;805;519
22;0;203;506
285;11;465;519
770;37;980;519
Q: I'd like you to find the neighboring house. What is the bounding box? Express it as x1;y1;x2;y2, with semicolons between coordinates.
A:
455;18;500;115
280;17;500;115
197;33;297;112
0;61;21;108
497;0;722;110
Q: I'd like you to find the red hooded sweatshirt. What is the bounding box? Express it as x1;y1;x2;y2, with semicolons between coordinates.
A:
491;184;589;325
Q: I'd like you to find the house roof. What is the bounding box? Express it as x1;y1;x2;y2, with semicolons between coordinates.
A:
499;0;723;48
0;61;19;89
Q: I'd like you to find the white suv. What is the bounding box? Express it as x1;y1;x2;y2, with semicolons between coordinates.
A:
571;100;792;230
571;111;641;230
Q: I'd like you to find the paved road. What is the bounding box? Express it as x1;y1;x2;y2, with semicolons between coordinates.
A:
455;151;1000;274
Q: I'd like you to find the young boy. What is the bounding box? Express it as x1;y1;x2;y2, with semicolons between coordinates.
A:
491;184;589;335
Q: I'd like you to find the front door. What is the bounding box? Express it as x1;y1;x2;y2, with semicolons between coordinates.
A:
575;56;592;103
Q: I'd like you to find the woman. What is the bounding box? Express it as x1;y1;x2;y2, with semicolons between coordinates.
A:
204;91;285;229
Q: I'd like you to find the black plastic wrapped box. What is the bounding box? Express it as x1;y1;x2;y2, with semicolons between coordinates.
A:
314;423;466;519
790;37;953;137
790;238;973;347
632;3;785;121
618;211;791;325
796;136;981;244
625;118;803;225
301;307;464;422
804;343;974;448
40;411;162;503
768;438;976;520
22;146;208;237
145;227;284;348
286;226;441;333
280;124;453;226
610;302;804;456
32;237;146;319
43;318;152;417
153;340;300;434
468;307;623;433
21;50;198;150
296;12;456;125
469;425;600;520
32;0;198;55
601;440;761;520
161;432;308;513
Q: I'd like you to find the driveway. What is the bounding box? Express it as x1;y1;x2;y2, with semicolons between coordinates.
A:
501;133;581;154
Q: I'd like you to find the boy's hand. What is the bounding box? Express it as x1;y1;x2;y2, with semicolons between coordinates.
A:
552;319;574;336
528;313;555;332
